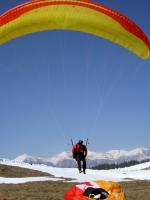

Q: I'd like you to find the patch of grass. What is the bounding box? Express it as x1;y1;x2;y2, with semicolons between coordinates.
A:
121;181;150;200
0;164;51;178
0;181;75;200
0;180;150;200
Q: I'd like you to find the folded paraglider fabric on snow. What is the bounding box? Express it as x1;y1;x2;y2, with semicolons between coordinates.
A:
64;180;126;200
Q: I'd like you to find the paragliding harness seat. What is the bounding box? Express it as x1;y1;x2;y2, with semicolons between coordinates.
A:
83;187;109;199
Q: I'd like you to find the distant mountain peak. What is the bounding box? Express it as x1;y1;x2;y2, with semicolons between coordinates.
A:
14;154;31;163
13;147;150;168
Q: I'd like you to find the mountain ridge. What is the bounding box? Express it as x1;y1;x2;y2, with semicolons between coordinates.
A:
13;147;150;168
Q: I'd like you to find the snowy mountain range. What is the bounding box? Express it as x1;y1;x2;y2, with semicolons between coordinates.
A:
11;147;150;168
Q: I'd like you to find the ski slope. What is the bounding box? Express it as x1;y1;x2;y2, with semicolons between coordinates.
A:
0;160;150;184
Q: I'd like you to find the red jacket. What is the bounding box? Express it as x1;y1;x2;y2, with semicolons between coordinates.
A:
72;144;87;159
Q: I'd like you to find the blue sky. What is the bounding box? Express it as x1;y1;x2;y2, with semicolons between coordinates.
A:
0;0;150;158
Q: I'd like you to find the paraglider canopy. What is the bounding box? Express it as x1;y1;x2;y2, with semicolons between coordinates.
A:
0;0;149;59
64;180;126;200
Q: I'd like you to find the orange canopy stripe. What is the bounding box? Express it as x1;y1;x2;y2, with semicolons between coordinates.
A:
0;0;149;51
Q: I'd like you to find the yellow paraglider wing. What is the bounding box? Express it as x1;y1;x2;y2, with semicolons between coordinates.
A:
0;0;149;59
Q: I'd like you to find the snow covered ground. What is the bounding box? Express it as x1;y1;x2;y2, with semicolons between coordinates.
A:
0;159;150;184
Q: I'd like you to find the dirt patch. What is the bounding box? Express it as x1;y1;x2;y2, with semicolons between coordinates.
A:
0;164;51;178
143;167;150;170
